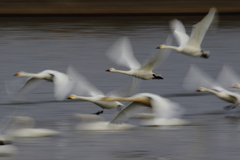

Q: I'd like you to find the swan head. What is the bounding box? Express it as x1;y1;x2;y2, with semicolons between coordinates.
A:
68;95;77;99
196;87;205;92
156;45;165;49
232;84;240;89
14;72;24;76
152;74;163;79
200;50;210;58
106;68;115;72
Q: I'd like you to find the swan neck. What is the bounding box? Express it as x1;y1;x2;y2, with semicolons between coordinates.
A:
203;88;219;95
163;45;180;51
19;72;38;78
111;70;132;75
106;97;151;107
73;96;95;101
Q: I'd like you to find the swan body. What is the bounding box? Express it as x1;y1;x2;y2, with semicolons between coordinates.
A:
14;69;74;100
106;37;171;80
101;93;184;126
157;8;217;58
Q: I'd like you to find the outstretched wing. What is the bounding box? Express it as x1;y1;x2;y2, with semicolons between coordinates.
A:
183;64;220;91
110;102;146;124
66;66;104;97
49;70;74;100
105;37;141;70
217;65;240;90
139;36;172;71
106;78;140;97
170;19;189;47
17;78;43;94
186;8;217;48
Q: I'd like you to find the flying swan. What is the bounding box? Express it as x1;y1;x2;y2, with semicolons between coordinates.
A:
183;65;240;110
157;8;217;58
14;68;74;100
101;93;186;126
105;37;171;80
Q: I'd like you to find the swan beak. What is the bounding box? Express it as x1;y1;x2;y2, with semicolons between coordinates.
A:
156;45;162;49
68;95;74;99
14;72;21;76
196;88;201;92
106;69;110;72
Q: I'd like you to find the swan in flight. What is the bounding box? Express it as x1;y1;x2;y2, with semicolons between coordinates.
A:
67;66;139;115
157;8;217;58
101;93;185;126
183;65;240;110
105;37;171;80
14;69;74;100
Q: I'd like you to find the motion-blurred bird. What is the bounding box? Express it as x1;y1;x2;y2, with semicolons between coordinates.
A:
67;66;139;115
157;8;217;58
184;65;240;110
101;93;185;126
105;37;171;80
14;69;74;100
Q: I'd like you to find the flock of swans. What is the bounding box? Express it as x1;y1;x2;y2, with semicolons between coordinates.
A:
2;7;240;156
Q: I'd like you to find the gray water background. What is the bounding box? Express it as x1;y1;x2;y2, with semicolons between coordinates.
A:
0;15;239;160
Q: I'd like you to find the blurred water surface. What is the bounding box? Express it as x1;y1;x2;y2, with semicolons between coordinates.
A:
0;15;239;160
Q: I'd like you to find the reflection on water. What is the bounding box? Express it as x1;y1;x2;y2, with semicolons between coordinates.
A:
0;15;239;159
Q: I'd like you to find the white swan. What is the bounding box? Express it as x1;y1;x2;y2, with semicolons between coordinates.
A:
14;69;74;100
67;66;132;115
101;93;186;126
105;37;171;80
184;65;240;110
6;116;60;138
157;8;217;58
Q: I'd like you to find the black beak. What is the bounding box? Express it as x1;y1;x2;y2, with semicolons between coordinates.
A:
106;69;110;72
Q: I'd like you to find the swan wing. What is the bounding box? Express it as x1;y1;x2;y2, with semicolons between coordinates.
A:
48;70;74;100
217;65;240;90
106;78;140;97
186;8;217;48
66;66;104;97
17;78;43;94
170;19;189;47
183;64;220;90
105;37;141;70
139;36;172;71
151;97;183;119
110;102;146;124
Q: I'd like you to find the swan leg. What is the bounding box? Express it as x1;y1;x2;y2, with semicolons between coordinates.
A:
94;110;104;115
223;105;236;111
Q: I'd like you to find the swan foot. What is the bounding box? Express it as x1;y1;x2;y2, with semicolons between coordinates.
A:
94;110;104;115
223;105;236;111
